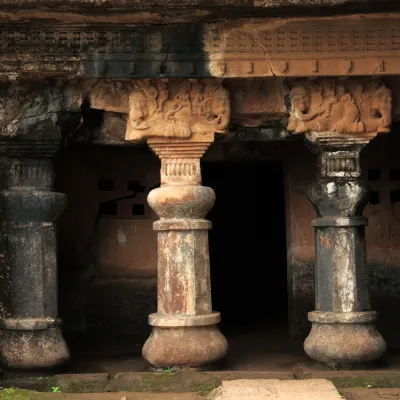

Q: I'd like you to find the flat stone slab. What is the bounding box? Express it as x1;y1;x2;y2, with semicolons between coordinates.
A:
209;379;343;400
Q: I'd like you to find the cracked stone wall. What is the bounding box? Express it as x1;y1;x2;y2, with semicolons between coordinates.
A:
55;145;159;335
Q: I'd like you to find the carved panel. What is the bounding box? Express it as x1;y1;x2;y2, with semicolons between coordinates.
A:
90;80;133;113
125;79;230;141
287;79;392;142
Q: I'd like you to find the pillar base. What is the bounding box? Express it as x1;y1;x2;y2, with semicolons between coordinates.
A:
0;318;70;370
304;311;386;366
142;313;228;369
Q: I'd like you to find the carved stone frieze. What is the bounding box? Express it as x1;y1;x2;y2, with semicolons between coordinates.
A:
87;77;400;144
0;16;399;77
125;79;230;141
287;79;392;143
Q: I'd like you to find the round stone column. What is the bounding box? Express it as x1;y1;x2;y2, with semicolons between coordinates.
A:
142;137;228;370
0;152;70;370
304;143;386;367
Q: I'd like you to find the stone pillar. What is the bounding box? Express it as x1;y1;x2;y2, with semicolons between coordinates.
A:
287;79;392;366
142;138;228;369
304;143;386;366
0;146;70;370
124;79;230;369
0;80;80;370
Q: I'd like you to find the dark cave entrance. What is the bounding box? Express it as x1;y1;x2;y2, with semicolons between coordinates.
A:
202;161;289;334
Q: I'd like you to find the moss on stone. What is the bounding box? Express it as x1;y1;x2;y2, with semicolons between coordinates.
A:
0;388;55;400
332;375;400;388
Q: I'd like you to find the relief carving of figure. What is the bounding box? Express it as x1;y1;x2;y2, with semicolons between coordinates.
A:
128;80;159;130
287;79;392;138
332;84;364;134
126;79;230;141
368;82;392;133
288;84;325;133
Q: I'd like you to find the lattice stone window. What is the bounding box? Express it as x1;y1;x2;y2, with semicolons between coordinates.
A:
390;170;400;181
370;191;380;205
97;178;150;219
366;168;400;218
368;169;381;182
367;169;382;206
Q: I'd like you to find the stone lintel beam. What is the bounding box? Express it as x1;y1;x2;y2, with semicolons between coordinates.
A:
123;79;229;369
286;78;391;366
1;15;400;77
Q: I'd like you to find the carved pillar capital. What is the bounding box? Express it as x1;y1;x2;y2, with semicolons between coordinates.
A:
125;79;230;185
126;79;230;141
287;78;392;146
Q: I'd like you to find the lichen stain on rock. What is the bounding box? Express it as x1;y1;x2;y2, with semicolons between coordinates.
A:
117;226;126;246
320;235;331;249
334;233;355;313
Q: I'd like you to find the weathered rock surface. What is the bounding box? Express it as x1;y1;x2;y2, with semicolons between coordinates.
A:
0;0;396;24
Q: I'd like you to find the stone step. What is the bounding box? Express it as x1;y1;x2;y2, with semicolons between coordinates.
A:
209;379;343;400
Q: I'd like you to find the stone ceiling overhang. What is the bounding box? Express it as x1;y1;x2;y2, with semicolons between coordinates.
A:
0;0;396;24
0;14;399;79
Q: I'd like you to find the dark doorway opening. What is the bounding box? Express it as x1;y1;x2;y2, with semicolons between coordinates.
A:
202;161;288;333
202;161;299;370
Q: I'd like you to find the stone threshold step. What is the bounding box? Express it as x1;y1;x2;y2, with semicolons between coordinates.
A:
2;370;400;393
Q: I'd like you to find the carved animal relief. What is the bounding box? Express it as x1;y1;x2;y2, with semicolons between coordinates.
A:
125;79;230;141
287;80;392;141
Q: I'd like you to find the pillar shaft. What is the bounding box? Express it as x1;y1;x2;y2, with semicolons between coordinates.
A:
304;145;386;366
0;153;69;370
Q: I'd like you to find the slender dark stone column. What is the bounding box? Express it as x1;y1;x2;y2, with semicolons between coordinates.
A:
0;142;69;370
304;142;386;366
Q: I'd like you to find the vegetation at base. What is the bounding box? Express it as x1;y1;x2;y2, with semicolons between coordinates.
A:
332;375;400;389
0;388;57;400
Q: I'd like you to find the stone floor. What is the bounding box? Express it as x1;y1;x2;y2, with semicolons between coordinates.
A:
66;324;400;373
65;324;321;373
